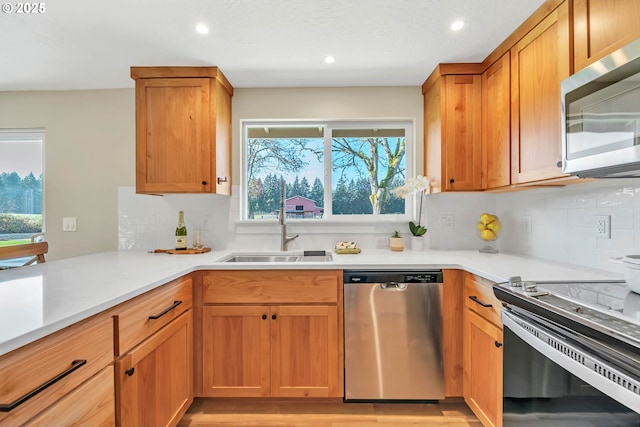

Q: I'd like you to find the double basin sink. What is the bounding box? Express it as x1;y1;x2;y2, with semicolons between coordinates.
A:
222;251;333;263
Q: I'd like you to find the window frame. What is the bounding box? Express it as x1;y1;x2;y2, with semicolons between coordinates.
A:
240;119;414;223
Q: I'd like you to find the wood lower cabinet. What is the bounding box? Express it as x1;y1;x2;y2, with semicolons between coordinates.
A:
25;366;115;427
424;71;482;192
573;0;640;71
199;270;343;398
131;66;233;195
510;1;570;184
116;310;193;427
463;273;503;427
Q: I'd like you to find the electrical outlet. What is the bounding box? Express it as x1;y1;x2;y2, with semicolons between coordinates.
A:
375;236;388;247
523;215;532;233
595;215;611;239
439;214;454;229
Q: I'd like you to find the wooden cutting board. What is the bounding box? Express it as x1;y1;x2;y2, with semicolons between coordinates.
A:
151;248;211;254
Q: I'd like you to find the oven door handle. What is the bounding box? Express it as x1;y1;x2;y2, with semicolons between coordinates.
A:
502;310;640;414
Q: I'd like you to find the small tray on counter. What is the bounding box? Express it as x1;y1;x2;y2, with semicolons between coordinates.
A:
150;248;211;255
334;248;361;254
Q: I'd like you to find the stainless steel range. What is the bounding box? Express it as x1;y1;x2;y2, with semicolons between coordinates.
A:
494;277;640;426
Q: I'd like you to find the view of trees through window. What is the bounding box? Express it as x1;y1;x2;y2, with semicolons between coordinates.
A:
245;123;409;220
0;130;44;246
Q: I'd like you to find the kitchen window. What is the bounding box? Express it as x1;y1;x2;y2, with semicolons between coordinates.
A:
242;120;412;221
0;129;44;245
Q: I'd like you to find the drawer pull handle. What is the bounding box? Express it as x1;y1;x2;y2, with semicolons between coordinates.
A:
148;300;182;320
469;295;493;308
125;368;135;376
495;341;503;348
0;359;87;412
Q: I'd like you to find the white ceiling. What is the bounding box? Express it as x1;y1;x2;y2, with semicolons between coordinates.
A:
0;0;545;91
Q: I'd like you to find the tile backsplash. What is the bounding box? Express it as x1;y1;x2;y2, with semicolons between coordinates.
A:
118;179;640;275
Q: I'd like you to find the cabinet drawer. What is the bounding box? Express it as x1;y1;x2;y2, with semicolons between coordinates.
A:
115;275;192;355
24;366;115;427
0;314;113;427
464;273;502;327
203;270;340;304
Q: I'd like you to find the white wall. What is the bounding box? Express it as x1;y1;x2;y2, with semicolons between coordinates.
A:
0;90;135;260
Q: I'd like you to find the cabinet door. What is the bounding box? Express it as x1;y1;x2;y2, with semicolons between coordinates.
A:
135;78;212;194
464;309;503;427
25;366;114;427
482;53;511;189
201;305;270;397
116;310;193;427
574;0;640;71
443;75;482;191
270;305;339;397
511;1;570;184
212;79;232;195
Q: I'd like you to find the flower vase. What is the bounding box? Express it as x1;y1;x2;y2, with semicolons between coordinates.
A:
410;236;424;251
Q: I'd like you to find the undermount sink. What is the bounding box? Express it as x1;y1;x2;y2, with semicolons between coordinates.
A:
222;252;333;263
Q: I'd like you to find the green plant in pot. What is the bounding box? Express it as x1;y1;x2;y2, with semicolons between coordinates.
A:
392;175;431;249
389;230;405;251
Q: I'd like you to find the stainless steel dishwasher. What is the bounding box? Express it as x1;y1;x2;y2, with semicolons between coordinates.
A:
343;270;444;401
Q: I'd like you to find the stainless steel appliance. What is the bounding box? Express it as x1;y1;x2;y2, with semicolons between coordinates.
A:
494;278;640;426
561;36;640;178
343;270;444;401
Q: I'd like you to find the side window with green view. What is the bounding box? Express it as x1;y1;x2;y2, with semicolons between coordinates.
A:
0;129;44;247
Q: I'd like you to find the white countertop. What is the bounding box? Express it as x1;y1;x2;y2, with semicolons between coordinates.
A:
0;248;625;356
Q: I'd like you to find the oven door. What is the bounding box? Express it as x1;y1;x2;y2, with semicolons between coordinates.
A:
502;309;640;426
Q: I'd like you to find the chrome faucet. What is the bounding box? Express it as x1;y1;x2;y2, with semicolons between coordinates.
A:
279;180;299;251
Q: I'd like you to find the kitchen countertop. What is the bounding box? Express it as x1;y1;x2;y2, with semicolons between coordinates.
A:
0;248;625;356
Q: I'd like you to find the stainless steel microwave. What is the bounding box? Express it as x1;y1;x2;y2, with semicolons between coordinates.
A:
561;37;640;178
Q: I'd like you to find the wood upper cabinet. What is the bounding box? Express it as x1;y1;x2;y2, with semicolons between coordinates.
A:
573;0;640;72
199;270;343;398
482;53;511;189
131;66;233;195
424;72;482;192
510;1;570;184
463;273;503;427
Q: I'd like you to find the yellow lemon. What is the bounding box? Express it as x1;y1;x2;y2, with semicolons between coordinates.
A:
480;229;496;241
476;222;486;232
487;220;501;234
480;213;492;225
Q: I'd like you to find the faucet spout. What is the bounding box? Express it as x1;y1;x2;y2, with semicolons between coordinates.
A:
279;179;300;251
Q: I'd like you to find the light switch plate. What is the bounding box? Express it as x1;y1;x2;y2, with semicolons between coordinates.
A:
63;217;77;232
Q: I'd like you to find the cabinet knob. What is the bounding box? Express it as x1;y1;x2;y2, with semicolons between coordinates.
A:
125;368;135;376
201;180;207;186
449;178;455;184
556;161;562;168
262;314;267;320
272;314;277;320
217;177;228;185
495;341;503;348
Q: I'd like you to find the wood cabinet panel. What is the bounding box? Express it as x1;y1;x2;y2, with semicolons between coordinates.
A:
573;0;640;71
0;314;113;427
25;366;115;427
201;305;271;397
464;309;503;427
116;310;193;427
203;270;340;304
115;275;192;356
271;305;339;398
482;53;511;189
131;66;232;195
511;2;570;184
442;269;464;397
463;273;502;327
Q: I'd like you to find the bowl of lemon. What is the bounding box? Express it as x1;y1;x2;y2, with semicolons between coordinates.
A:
477;213;501;254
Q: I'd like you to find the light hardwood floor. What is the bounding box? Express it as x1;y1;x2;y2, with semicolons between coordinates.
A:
178;398;482;426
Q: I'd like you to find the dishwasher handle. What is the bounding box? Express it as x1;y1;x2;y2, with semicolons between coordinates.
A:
380;282;407;290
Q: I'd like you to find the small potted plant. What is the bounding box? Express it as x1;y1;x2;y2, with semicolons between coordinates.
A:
389;230;405;252
392;175;432;251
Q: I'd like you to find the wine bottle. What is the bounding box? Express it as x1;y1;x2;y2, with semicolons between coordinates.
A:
175;210;187;250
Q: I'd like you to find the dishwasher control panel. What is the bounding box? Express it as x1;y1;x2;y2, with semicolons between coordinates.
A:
343;270;443;284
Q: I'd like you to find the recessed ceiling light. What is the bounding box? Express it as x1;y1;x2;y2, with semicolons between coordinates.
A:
324;56;335;64
195;24;209;35
450;20;465;31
